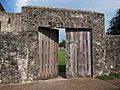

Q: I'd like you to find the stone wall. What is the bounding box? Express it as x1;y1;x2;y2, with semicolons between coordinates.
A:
0;30;39;84
21;6;104;77
0;11;21;32
93;35;120;76
0;6;120;84
21;6;120;77
104;36;120;74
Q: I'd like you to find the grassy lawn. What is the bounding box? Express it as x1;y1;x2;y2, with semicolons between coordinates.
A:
97;73;120;89
58;50;66;65
97;73;120;80
58;50;66;73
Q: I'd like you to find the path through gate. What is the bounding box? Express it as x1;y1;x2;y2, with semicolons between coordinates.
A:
66;28;92;78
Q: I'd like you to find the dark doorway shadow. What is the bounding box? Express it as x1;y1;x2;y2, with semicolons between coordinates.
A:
58;65;66;78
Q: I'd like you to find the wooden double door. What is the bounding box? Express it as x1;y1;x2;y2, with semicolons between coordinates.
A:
38;27;92;79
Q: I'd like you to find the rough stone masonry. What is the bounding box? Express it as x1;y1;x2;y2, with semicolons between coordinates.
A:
0;4;120;84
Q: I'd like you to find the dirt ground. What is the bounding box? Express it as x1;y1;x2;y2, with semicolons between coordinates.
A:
0;77;118;90
106;78;120;87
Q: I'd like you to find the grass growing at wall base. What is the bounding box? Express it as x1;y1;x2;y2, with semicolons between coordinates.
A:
97;73;120;80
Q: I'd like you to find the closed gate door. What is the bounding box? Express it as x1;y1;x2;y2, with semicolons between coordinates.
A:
66;29;92;78
38;27;59;79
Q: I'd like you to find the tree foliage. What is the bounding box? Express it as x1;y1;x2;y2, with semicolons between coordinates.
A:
107;9;120;35
59;39;66;48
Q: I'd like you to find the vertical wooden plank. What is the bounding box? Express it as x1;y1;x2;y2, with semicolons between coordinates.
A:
53;31;55;76
86;32;89;76
87;32;91;76
84;32;87;75
80;31;84;76
38;29;42;78
52;31;54;77
74;31;78;77
44;30;46;79
71;31;75;76
84;31;87;76
49;30;52;78
83;32;85;76
66;31;69;77
66;30;72;77
48;31;50;78
53;30;55;76
68;31;71;77
56;30;58;76
42;30;45;79
45;30;48;79
54;31;56;76
77;31;80;76
49;29;52;78
39;29;43;79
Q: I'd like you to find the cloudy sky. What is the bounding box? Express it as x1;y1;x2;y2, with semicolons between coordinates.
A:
0;0;120;42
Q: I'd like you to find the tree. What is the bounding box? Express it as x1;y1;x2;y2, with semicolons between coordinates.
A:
59;39;66;48
107;9;120;35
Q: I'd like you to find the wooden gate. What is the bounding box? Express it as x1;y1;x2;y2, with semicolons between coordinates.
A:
66;29;92;78
38;27;59;79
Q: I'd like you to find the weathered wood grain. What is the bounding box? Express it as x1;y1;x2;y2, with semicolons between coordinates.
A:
66;29;91;78
38;28;59;79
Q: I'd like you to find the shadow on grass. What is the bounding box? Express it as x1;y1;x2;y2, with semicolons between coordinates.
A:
58;65;66;78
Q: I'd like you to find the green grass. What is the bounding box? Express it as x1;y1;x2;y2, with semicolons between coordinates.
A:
117;87;120;90
97;73;120;80
58;50;66;65
58;50;66;73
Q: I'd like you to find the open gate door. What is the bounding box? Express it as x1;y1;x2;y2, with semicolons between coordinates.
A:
38;27;59;79
66;28;92;78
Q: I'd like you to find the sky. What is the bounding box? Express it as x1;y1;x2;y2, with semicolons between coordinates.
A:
0;0;120;42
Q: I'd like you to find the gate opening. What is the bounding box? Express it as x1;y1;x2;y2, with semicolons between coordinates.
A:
38;27;92;79
58;28;66;78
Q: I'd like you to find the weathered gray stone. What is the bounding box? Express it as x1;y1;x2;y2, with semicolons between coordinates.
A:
0;6;120;84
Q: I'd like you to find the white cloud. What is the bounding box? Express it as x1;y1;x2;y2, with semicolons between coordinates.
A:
15;0;29;12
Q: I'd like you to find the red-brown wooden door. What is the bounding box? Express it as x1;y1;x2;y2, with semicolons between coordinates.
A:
38;27;59;79
66;29;92;78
